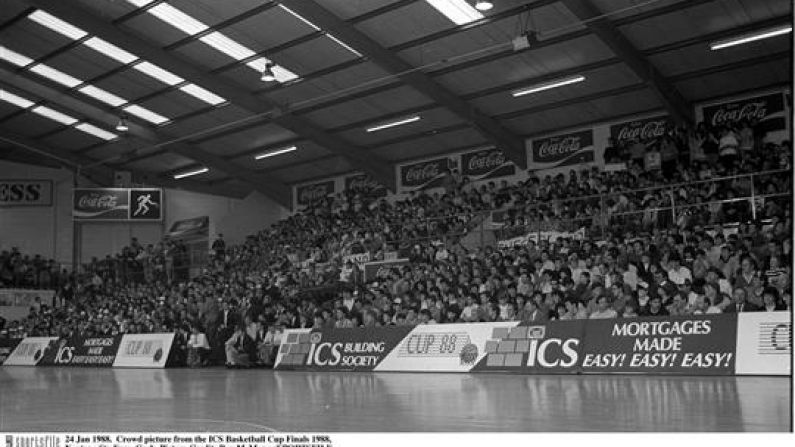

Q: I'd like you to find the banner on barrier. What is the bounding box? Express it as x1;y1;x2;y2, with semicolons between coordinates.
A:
343;252;371;270
363;258;410;281
578;315;737;375
113;333;175;368
735;311;791;376
0;338;21;365
3;336;58;366
38;335;122;367
497;228;586;248
275;326;413;371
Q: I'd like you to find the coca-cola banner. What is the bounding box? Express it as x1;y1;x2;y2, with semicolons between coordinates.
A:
529;130;595;170
344;174;387;197
609;115;673;146
461;149;516;181
701;93;786;136
399;158;451;191
296;180;335;206
73;188;162;221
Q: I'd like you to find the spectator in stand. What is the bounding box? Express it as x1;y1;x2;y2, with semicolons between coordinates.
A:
589;296;618;319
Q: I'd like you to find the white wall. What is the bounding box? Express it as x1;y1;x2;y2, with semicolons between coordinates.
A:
0;160;73;266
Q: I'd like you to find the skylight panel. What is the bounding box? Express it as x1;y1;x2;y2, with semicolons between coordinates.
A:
28;10;88;40
199;32;256;60
133;61;184;86
123;104;169;125
145;2;208;36
78;85;127;107
0;90;35;108
0;46;34;66
31;105;78;126
28;64;82;88
179;84;226;105
84;37;138;64
425;0;484;25
75;123;118;140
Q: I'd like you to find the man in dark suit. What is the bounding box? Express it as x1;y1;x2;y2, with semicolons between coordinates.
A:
724;287;760;313
521;300;549;324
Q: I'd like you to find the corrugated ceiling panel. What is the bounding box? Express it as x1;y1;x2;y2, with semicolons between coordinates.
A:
355;1;451;48
201;124;299;157
1;113;64;138
46;45;124;83
649;37;790;77
299;85;431;129
159;104;253;140
674;60;790;102
432;34;614;95
227;7;317;50
122;151;197;173
470;62;639;116
322;0;403;20
0;1;34;23
273;35;359;74
94;68;179;105
171;0;264;24
135;90;200;121
270;156;352;184
588;0;682;22
339;108;465;147
1;21;72;61
121;13;192;48
73;0;136;22
368;127;487;162
40;126;106;151
244;141;331;171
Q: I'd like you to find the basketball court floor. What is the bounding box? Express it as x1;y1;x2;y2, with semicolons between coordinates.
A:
0;367;790;432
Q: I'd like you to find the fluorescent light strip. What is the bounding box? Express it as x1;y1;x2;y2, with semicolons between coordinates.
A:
425;0;484;25
28;10;88;40
327;34;363;57
178;84;226;105
124;0;297;81
78;85;127;107
0;45;34;66
123;104;169;125
366;116;421;132
710;25;793;50
512;75;586;97
255;145;297;160
31;105;78;126
173;167;208;179
278;4;363;57
0;89;35;108
133;61;184;86
29;64;82;88
83;37;138;64
75;123;118;140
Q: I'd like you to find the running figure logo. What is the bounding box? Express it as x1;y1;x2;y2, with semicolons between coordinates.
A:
133;193;159;216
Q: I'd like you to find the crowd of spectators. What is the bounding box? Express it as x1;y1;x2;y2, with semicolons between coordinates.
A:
0;248;67;289
1;118;791;368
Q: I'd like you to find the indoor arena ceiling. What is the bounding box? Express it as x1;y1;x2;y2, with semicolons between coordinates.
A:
0;0;791;206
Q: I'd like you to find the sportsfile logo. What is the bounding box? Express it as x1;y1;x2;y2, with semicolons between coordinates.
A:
7;436;60;447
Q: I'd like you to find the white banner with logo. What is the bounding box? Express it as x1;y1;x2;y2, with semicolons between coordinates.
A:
3;336;58;366
735;311;791;376
498;228;586;248
113;333;175;368
343;252;371;269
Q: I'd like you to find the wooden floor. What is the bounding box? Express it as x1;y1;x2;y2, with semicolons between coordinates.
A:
0;367;790;432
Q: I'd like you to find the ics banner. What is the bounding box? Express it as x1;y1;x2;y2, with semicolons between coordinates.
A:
0;180;52;207
461;149;516;181
0;338;21;365
73;188;162;221
400;158;451;191
38;335;122;367
296;180;335;207
701;92;787;137
529;130;594;170
609;115;673;146
363;258;410;281
345;173;387;197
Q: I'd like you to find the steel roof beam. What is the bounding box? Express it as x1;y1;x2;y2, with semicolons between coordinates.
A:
17;0;397;191
279;0;528;169
560;0;694;125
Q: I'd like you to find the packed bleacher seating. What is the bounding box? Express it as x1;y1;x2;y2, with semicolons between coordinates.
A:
1;119;791;368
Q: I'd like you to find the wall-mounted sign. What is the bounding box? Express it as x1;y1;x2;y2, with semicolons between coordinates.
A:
73;188;162;221
0;180;52;207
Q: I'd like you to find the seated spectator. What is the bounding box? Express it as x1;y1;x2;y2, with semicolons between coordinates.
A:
187;324;210;367
225;323;255;368
589;296;618;319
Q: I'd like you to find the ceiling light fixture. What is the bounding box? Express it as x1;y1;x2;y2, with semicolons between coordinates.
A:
255;145;297;160
425;0;484;25
710;25;793;50
474;1;494;11
173;167;209;179
261;62;277;82
512;75;586;97
366;116;421;132
116;115;129;132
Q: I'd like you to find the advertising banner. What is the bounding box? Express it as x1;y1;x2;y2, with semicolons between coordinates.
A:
275;326;413;371
461;149;516;181
377;322;516;372
0;289;54;307
296;180;335;207
345;173;387;197
399;158;451;191
167;216;209;240
735;311;791;376
701;93;786;136
2;336;58;366
609;115;673;146
113;333;175;368
363;258;410;282
343;252;371;270
73;188;162;221
0;180;52;207
497;228;586;249
530;130;595;170
0;338;21;365
471;321;586;374
579;315;737;375
38;335;122;367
